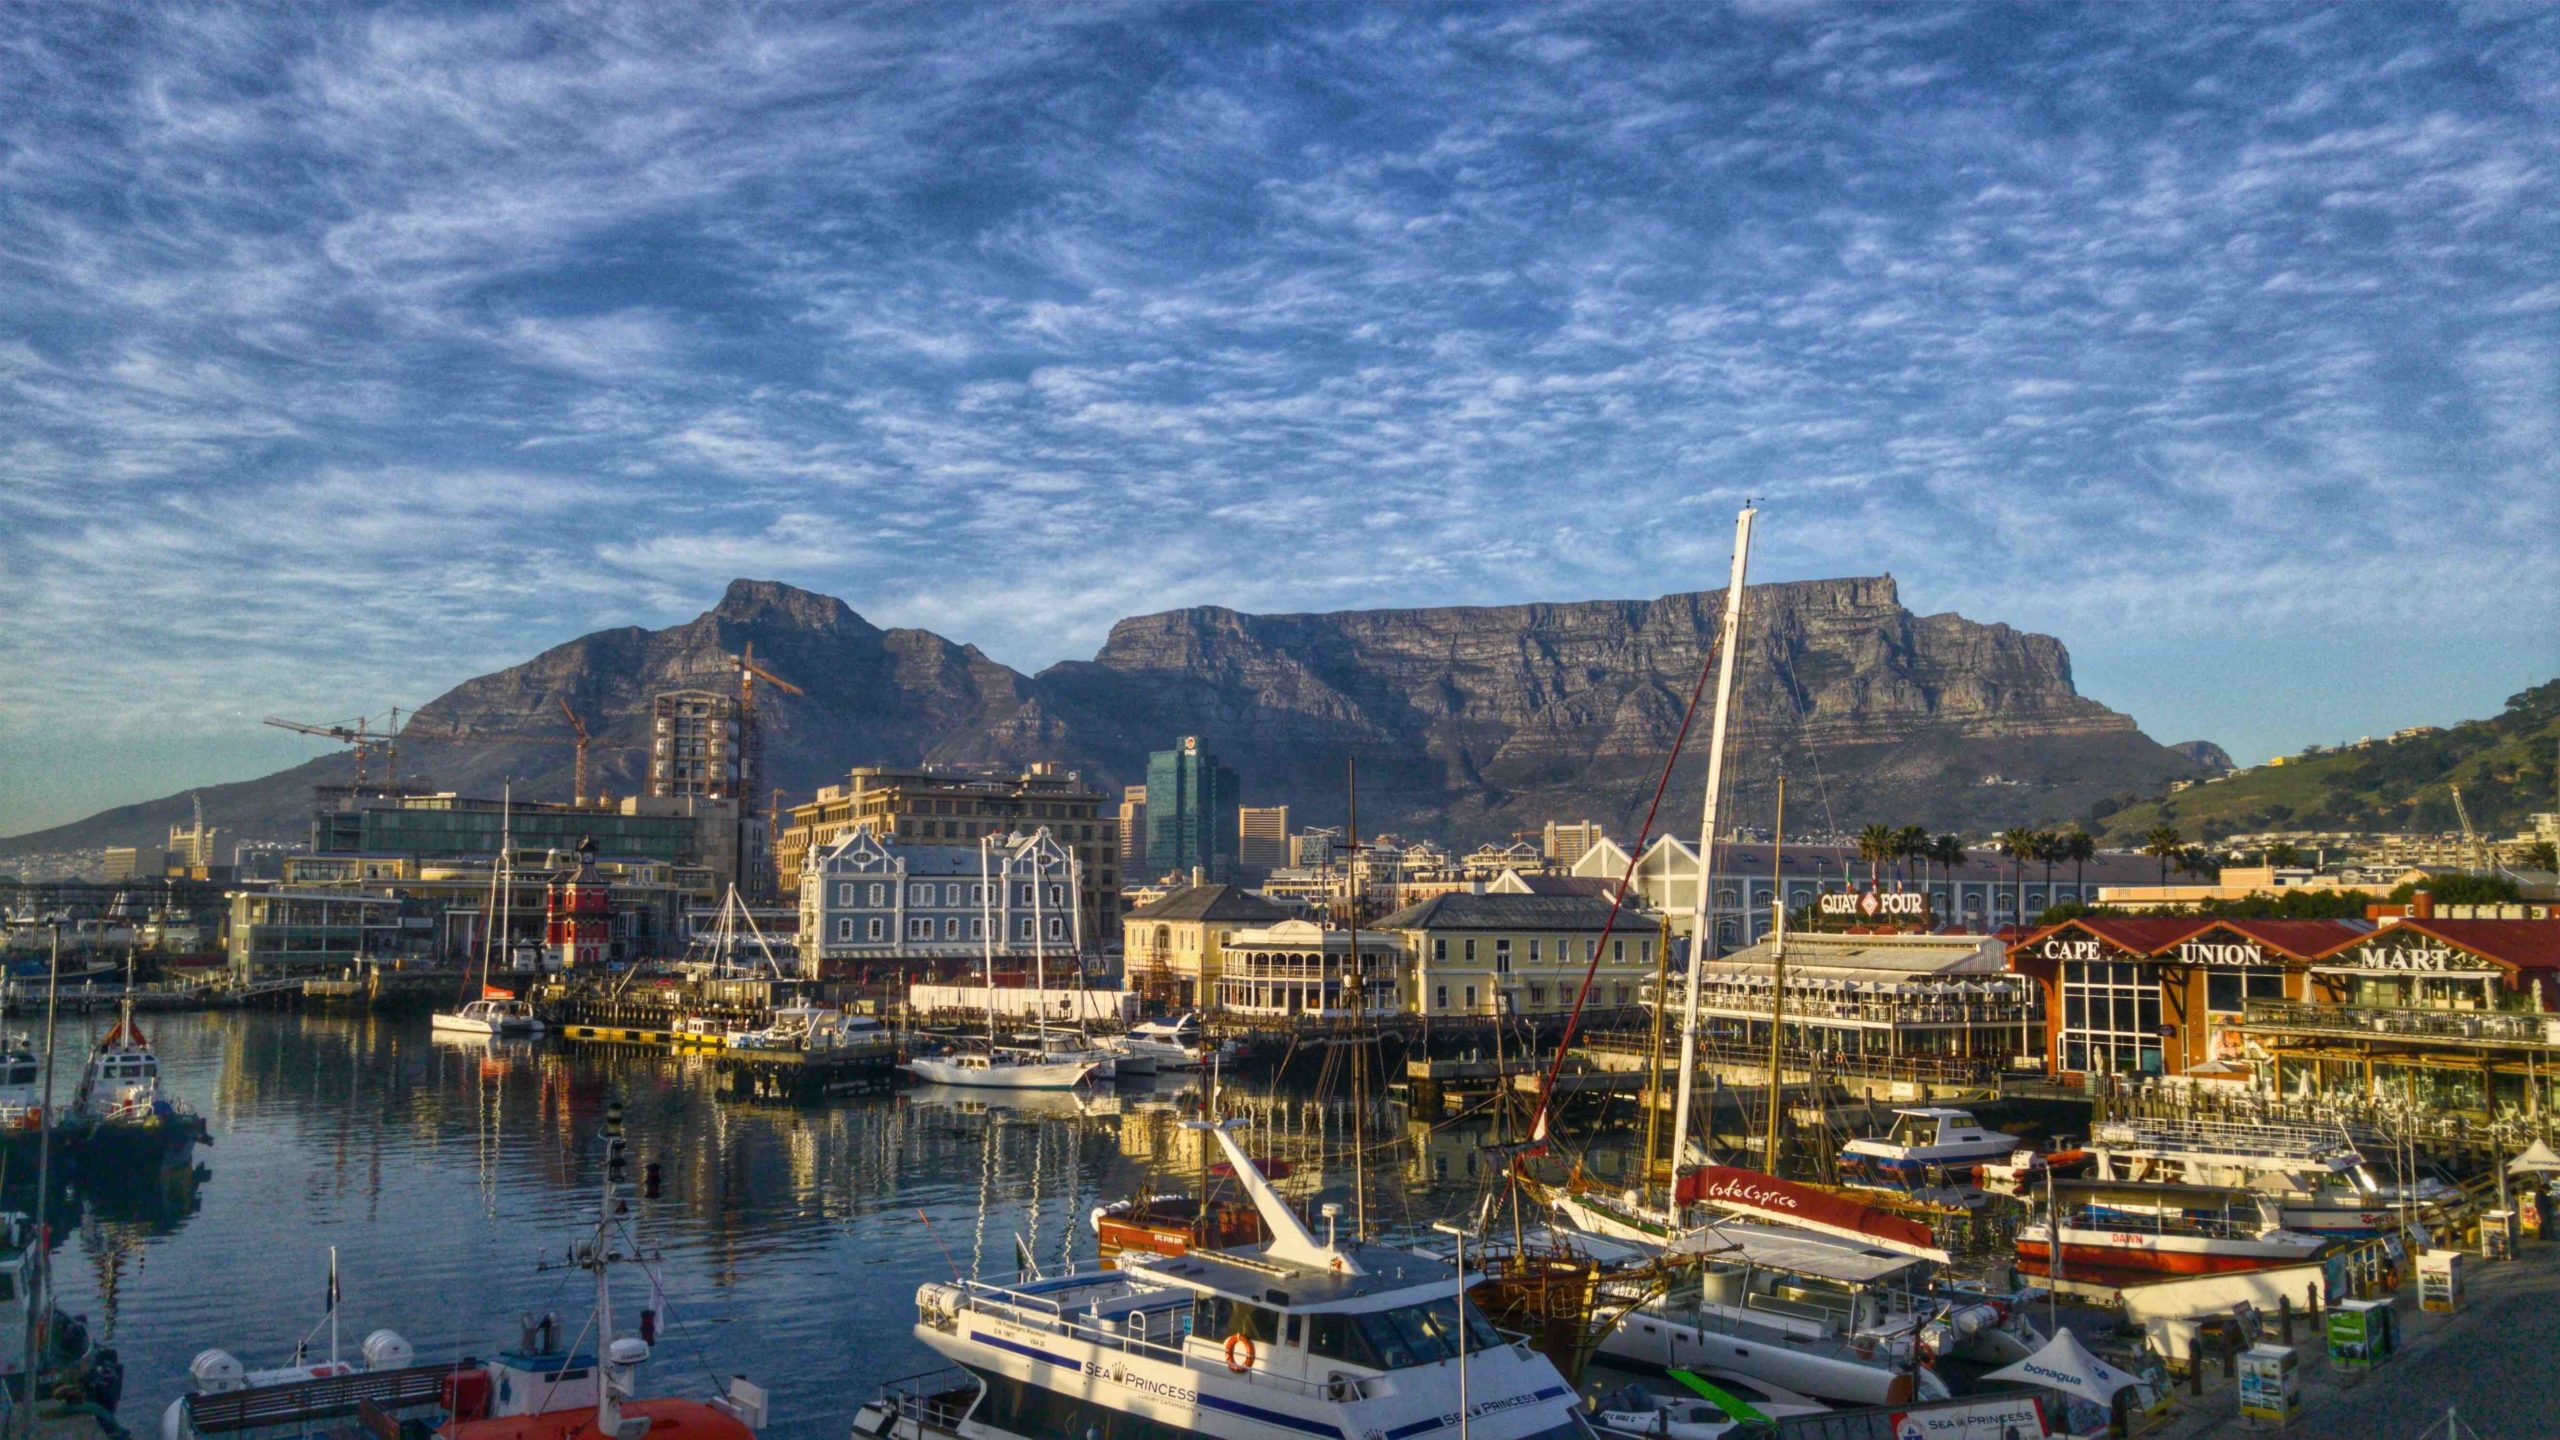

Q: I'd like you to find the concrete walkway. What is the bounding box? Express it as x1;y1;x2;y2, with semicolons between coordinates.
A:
2142;1242;2557;1439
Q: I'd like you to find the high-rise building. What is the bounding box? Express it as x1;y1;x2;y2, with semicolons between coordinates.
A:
775;763;1119;939
1543;820;1608;869
1120;785;1150;874
1145;737;1240;883
1238;805;1290;871
650;690;747;800
1291;827;1344;868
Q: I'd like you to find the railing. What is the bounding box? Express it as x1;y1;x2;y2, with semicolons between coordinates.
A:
943;1284;1374;1401
2244;999;2560;1049
180;1364;453;1435
1580;1031;2017;1087
2090;1115;2362;1165
1684;988;2039;1028
868;1367;980;1435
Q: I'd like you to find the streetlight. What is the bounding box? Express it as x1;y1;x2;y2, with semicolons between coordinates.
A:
1430;1221;1473;1440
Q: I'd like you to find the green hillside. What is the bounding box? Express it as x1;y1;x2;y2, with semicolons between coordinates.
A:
2087;679;2559;845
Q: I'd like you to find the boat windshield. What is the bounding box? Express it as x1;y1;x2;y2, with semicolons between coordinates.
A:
1296;1299;1505;1371
1887;1114;1943;1146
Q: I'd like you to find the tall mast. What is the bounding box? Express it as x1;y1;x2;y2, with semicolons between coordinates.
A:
1029;836;1049;1034
1346;757;1368;1242
1668;505;1755;1213
979;838;998;1050
1762;776;1788;1176
498;784;514;974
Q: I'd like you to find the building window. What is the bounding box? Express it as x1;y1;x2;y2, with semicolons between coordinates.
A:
869;884;884;906
910;883;931;904
1463;984;1478;1011
1612;938;1625;963
1641;939;1652;964
837;883;853;906
1528;984;1546;1008
868;918;884;941
1494;939;1512;974
2205;969;2286;1014
1585;940;1596;962
1613;984;1629;1005
1464;938;1477;962
1048;885;1065;906
1529;938;1542;963
2059;959;2163;1076
1048;918;1064;939
945;917;960;939
969;918;983;939
909;918;931;940
1435;984;1448;1011
836;919;853;942
1020;885;1035;904
1433;938;1446;962
945;883;961;906
1019;918;1033;940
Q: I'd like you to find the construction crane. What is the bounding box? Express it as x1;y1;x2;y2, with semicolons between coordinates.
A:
406;725;644;807
264;710;403;786
732;641;804;718
557;698;594;807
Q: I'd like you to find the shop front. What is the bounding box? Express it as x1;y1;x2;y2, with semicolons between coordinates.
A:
2011;918;2354;1082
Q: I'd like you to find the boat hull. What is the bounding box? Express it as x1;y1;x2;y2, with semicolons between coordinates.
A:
902;1056;1094;1090
2016;1229;2324;1280
1593;1307;1933;1409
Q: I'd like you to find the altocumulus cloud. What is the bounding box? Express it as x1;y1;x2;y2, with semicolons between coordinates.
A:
2;1;2556;832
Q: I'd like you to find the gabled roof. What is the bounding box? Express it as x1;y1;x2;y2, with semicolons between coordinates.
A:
1374;891;1629;932
1125;883;1291;925
2314;918;2560;976
2019;916;2211;955
2185;918;2371;960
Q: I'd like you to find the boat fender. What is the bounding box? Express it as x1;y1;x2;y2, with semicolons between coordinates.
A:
1225;1333;1256;1373
1330;1256;1343;1274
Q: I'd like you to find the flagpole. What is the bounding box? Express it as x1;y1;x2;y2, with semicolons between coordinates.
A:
329;1246;340;1366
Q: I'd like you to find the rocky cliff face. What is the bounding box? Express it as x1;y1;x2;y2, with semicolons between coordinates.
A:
4;576;2204;855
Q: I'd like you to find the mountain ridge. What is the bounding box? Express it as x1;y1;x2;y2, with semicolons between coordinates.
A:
3;575;2208;860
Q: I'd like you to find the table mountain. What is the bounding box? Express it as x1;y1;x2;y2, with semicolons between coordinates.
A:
3;576;2206;857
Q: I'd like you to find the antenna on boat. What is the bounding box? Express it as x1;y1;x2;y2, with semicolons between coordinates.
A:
1669;505;1755;1213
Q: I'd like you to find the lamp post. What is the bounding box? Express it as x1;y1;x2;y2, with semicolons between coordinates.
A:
1430;1221;1472;1440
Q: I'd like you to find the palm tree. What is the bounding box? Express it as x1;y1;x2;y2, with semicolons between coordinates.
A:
2034;829;2061;911
1932;834;1968;919
2177;846;2217;881
1857;823;1893;886
2143;824;2184;887
2062;828;2096;901
1996;827;2039;925
2266;839;2301;868
1894;825;1930;889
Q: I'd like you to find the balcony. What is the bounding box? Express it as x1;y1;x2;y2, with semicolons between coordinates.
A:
2243;999;2560;1052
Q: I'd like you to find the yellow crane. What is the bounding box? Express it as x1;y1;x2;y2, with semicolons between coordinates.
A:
264;710;403;786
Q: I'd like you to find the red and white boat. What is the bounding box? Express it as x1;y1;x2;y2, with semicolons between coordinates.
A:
2016;1182;2332;1281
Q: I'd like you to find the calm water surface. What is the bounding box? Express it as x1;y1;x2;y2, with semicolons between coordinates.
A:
51;1011;1532;1440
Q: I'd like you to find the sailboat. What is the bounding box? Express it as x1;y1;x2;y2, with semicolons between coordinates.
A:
434;790;542;1038
902;835;1099;1090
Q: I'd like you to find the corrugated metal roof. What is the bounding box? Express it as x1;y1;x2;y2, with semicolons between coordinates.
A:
1373;892;1628;931
1125;883;1292;924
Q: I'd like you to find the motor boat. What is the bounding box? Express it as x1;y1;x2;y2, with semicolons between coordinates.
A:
67;999;208;1167
1835;1107;2017;1189
2017;1181;2334;1281
726;1005;892;1057
2082;1117;2457;1235
1089;1192;1263;1266
858;1118;1594;1440
431;992;543;1038
1115;1013;1226;1071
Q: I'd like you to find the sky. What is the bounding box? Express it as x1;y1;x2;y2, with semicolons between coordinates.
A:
3;1;2557;838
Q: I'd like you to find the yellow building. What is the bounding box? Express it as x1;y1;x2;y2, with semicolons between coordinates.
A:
1375;890;1659;1018
1122;883;1292;1007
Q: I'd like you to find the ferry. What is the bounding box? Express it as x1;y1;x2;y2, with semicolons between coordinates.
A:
2016;1181;2333;1281
857;1119;1595;1440
1835;1108;2016;1188
2083;1117;2457;1235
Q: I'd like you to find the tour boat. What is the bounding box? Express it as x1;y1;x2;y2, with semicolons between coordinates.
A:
1834;1107;2017;1188
2016;1182;2333;1281
432;990;544;1038
2082;1117;2457;1235
856;1118;1595;1440
66;998;208;1167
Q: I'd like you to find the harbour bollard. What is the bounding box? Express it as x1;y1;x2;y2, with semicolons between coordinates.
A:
2189;1342;2204;1396
2279;1294;2294;1344
2310;1280;2322;1320
2221;1334;2236;1380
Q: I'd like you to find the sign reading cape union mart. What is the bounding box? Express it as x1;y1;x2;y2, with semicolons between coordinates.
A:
2342;940;2469;972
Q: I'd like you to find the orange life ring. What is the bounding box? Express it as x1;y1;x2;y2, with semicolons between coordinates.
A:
1225;1333;1257;1373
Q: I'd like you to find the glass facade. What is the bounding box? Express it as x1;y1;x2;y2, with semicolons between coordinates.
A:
1145;737;1240;883
2059;959;2163;1075
317;802;699;864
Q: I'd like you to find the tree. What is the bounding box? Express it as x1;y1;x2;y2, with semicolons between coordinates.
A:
1996;827;2040;926
2062;828;2096;900
2390;873;2521;906
2142;825;2184;887
2265;840;2301;868
2528;841;2557;875
2176;846;2216;881
1857;823;1893;886
2035;830;2061;904
1894;825;1930;888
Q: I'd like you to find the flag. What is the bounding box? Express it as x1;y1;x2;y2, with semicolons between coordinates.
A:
326;1249;339;1312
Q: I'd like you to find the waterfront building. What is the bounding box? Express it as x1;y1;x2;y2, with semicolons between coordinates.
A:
1543;820;1607;868
1459;841;1547;881
1373;890;1657;1018
101;845;168;882
2009;917;2364;1081
650;689;747;800
1118;785;1148;874
1683;930;2042;1069
1238;805;1290;872
226;889;410;976
1211;918;1405;1017
281;850;709;964
775;764;1117;938
1144;736;1239;883
1290;827;1343;868
1574;836;2169;950
2244;915;2560;1115
798;824;1081;985
1122;882;1291;1007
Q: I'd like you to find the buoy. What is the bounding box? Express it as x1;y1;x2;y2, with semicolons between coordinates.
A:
1224;1333;1256;1373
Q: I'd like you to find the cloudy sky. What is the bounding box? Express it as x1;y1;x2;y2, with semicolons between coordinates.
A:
4;2;2556;837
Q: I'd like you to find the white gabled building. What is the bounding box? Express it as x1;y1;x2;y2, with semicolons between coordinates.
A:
798;823;1082;981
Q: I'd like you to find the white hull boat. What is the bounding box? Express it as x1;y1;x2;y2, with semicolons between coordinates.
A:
431;998;543;1037
902;1052;1097;1090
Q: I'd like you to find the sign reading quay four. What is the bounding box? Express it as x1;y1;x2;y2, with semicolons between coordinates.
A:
1817;888;1930;920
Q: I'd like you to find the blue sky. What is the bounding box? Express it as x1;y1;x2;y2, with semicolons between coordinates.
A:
3;2;2556;837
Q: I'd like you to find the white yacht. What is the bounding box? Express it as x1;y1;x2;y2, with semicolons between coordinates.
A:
2083;1116;2457;1235
1113;1013;1226;1072
727;1006;892;1057
903;1048;1099;1091
1834;1107;2016;1189
856;1121;1594;1440
431;993;543;1038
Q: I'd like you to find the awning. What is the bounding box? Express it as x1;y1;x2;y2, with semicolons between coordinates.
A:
1983;1328;2143;1406
2507;1139;2560;1176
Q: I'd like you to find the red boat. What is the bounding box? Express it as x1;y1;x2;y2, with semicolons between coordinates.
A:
1090;1192;1262;1265
2017;1182;2332;1281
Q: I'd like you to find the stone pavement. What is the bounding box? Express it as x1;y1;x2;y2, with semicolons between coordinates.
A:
2138;1242;2559;1439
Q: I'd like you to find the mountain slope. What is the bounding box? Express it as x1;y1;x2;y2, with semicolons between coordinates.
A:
3;576;2208;857
2092;680;2560;844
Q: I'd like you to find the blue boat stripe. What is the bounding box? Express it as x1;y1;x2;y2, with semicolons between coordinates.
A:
969;1330;1083;1371
1195;1391;1340;1437
1382;1386;1573;1439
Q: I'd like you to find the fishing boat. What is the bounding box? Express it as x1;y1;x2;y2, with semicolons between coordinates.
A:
65;997;208;1169
2082;1116;2457;1235
2016;1181;2333;1281
856;1118;1595;1440
1834;1107;2017;1188
163;1104;768;1440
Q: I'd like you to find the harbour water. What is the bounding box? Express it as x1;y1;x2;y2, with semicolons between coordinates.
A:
39;1010;1512;1440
